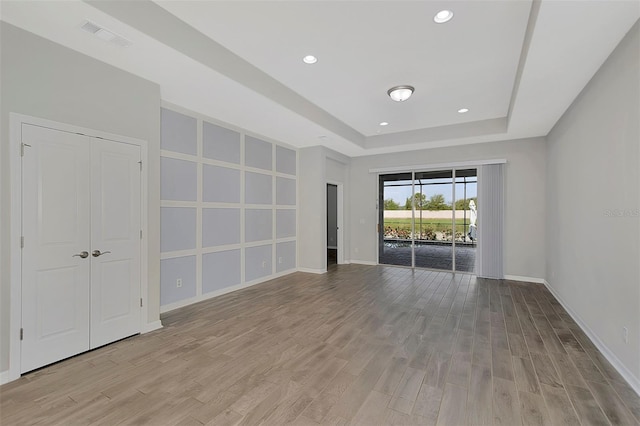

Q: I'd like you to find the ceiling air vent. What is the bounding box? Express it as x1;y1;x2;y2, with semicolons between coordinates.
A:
80;20;132;48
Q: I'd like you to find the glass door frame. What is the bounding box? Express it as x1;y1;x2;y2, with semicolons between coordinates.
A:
378;168;469;271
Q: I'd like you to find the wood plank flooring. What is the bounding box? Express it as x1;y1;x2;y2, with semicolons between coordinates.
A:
1;264;639;425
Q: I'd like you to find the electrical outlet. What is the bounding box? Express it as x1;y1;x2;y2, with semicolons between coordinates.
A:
623;326;629;344
176;278;182;288
278;257;283;264
262;261;267;268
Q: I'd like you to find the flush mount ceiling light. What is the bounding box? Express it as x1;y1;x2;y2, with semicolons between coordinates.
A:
458;108;469;113
379;122;389;126
303;55;318;64
387;85;414;102
434;10;454;24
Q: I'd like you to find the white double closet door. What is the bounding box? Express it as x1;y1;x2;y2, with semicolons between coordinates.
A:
21;124;142;373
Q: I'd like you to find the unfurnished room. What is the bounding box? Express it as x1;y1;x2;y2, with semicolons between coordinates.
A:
0;1;639;425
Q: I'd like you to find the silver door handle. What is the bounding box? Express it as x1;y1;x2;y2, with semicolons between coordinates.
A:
92;250;111;257
73;251;89;259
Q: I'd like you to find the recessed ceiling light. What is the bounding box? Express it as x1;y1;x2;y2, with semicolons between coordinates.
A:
303;55;318;64
458;108;469;113
387;85;415;102
434;10;454;24
379;122;389;126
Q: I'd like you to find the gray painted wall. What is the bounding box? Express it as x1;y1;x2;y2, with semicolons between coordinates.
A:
348;137;547;279
546;21;640;383
160;105;297;309
0;23;162;374
298;147;327;271
298;147;350;271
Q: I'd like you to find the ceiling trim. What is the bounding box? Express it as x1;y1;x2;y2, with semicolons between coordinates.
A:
369;158;507;174
507;0;541;129
366;117;507;148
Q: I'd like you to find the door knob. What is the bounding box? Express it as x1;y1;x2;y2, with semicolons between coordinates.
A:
92;250;111;257
73;251;89;259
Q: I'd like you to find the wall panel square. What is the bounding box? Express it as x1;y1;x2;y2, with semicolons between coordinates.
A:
203;164;241;203
245;136;272;170
245;209;272;242
202;208;240;247
276;145;296;175
202;250;241;293
276;209;296;238
161;207;196;252
161;157;197;201
203;121;241;164
245;245;272;281
160;255;196;305
161;108;197;155
276;241;296;273
276;177;296;205
245;171;272;205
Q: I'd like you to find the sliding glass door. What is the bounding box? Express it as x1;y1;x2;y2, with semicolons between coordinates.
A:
379;173;413;267
378;168;477;273
413;170;454;270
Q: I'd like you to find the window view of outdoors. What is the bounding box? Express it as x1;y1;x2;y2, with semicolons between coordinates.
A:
379;169;477;272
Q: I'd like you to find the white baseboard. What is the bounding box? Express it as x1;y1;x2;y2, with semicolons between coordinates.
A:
504;274;546;284
141;320;163;334
160;269;297;314
297;267;327;274
349;260;378;266
544;280;640;396
0;370;9;385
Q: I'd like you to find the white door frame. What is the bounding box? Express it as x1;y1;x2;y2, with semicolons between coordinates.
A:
326;181;344;265
8;113;150;382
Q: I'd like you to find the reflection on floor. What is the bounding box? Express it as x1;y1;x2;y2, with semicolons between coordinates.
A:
380;242;476;272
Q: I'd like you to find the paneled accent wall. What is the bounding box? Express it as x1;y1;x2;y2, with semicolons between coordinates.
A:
160;106;297;311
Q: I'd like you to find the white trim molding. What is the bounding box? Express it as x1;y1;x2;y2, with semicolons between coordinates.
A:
0;370;10;386
544;280;640;396
160;268;297;314
297;267;327;274
349;260;378;266
503;275;546;284
140;321;163;334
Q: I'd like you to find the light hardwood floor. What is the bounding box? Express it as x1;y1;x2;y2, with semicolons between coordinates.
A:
1;264;639;425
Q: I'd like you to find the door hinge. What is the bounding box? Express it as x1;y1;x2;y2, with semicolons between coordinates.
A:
20;328;23;341
138;161;142;171
140;298;143;308
20;236;24;249
140;230;143;239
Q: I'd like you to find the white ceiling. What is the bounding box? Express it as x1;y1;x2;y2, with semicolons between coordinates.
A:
1;1;639;156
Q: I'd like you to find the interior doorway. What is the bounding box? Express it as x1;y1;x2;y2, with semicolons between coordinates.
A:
327;184;338;267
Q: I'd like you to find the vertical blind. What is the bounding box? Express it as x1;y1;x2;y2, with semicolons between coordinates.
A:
477;164;504;279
